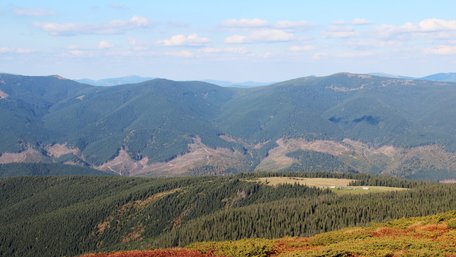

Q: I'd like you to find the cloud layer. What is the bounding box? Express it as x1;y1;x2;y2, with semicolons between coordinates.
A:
158;34;209;46
37;16;151;36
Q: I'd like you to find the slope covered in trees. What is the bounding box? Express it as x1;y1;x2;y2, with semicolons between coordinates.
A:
2;73;456;178
1;173;455;257
84;210;456;257
0;163;116;177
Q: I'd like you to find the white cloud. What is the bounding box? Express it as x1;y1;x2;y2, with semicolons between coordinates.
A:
98;41;113;49
424;45;456;55
126;16;149;26
352;18;370;25
378;19;456;38
37;16;151;36
14;7;54;17
276;20;310;29
336;51;375;58
158;34;209;46
225;29;294;44
348;39;402;49
198;47;247;54
0;47;34;54
225;35;248;44
417;19;456;31
324;26;358;38
288;45;314;52
166;50;194;58
222;18;267;28
334;18;370;26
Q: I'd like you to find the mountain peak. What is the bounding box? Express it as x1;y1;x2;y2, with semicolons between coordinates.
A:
330;72;373;79
50;75;67;80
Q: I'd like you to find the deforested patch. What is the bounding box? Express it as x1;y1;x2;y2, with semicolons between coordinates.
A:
256;137;456;177
0;90;8;99
99;136;244;176
0;147;47;164
327;85;366;92
45;143;81;158
97;147;149;176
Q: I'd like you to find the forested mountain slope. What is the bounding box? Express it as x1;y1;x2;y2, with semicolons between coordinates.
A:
1;73;456;179
83;210;456;257
1;173;455;257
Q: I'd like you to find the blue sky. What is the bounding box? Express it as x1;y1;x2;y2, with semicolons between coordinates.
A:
0;0;455;81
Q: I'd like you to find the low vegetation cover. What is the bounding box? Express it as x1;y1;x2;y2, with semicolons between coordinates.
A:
81;211;456;257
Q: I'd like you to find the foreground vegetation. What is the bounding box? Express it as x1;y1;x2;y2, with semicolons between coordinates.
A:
1;172;455;257
81;210;456;257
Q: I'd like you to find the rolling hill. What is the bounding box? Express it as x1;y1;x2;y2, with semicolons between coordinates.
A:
0;163;116;177
421;72;456;83
1;72;456;179
1;173;455;257
82;210;456;257
77;76;155;87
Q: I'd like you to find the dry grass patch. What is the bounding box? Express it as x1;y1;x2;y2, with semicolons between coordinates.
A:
253;177;354;188
251;177;407;195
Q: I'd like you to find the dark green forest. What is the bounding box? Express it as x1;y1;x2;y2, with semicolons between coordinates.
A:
0;173;455;257
0;163;115;177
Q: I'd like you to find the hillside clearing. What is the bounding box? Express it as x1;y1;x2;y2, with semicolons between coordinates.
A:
250;177;408;195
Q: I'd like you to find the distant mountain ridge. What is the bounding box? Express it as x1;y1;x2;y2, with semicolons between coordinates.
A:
76;72;456;87
1;72;456;179
368;72;414;79
204;80;273;88
421;73;456;83
78;76;272;88
77;75;155;86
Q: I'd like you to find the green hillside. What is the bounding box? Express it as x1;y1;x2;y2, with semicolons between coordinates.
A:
1;73;456;178
0;163;116;177
217;73;456;149
1;173;455;257
42;79;238;164
131;210;456;257
0;74;92;152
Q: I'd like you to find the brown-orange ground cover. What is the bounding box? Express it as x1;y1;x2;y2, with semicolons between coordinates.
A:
81;249;219;257
80;211;456;257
